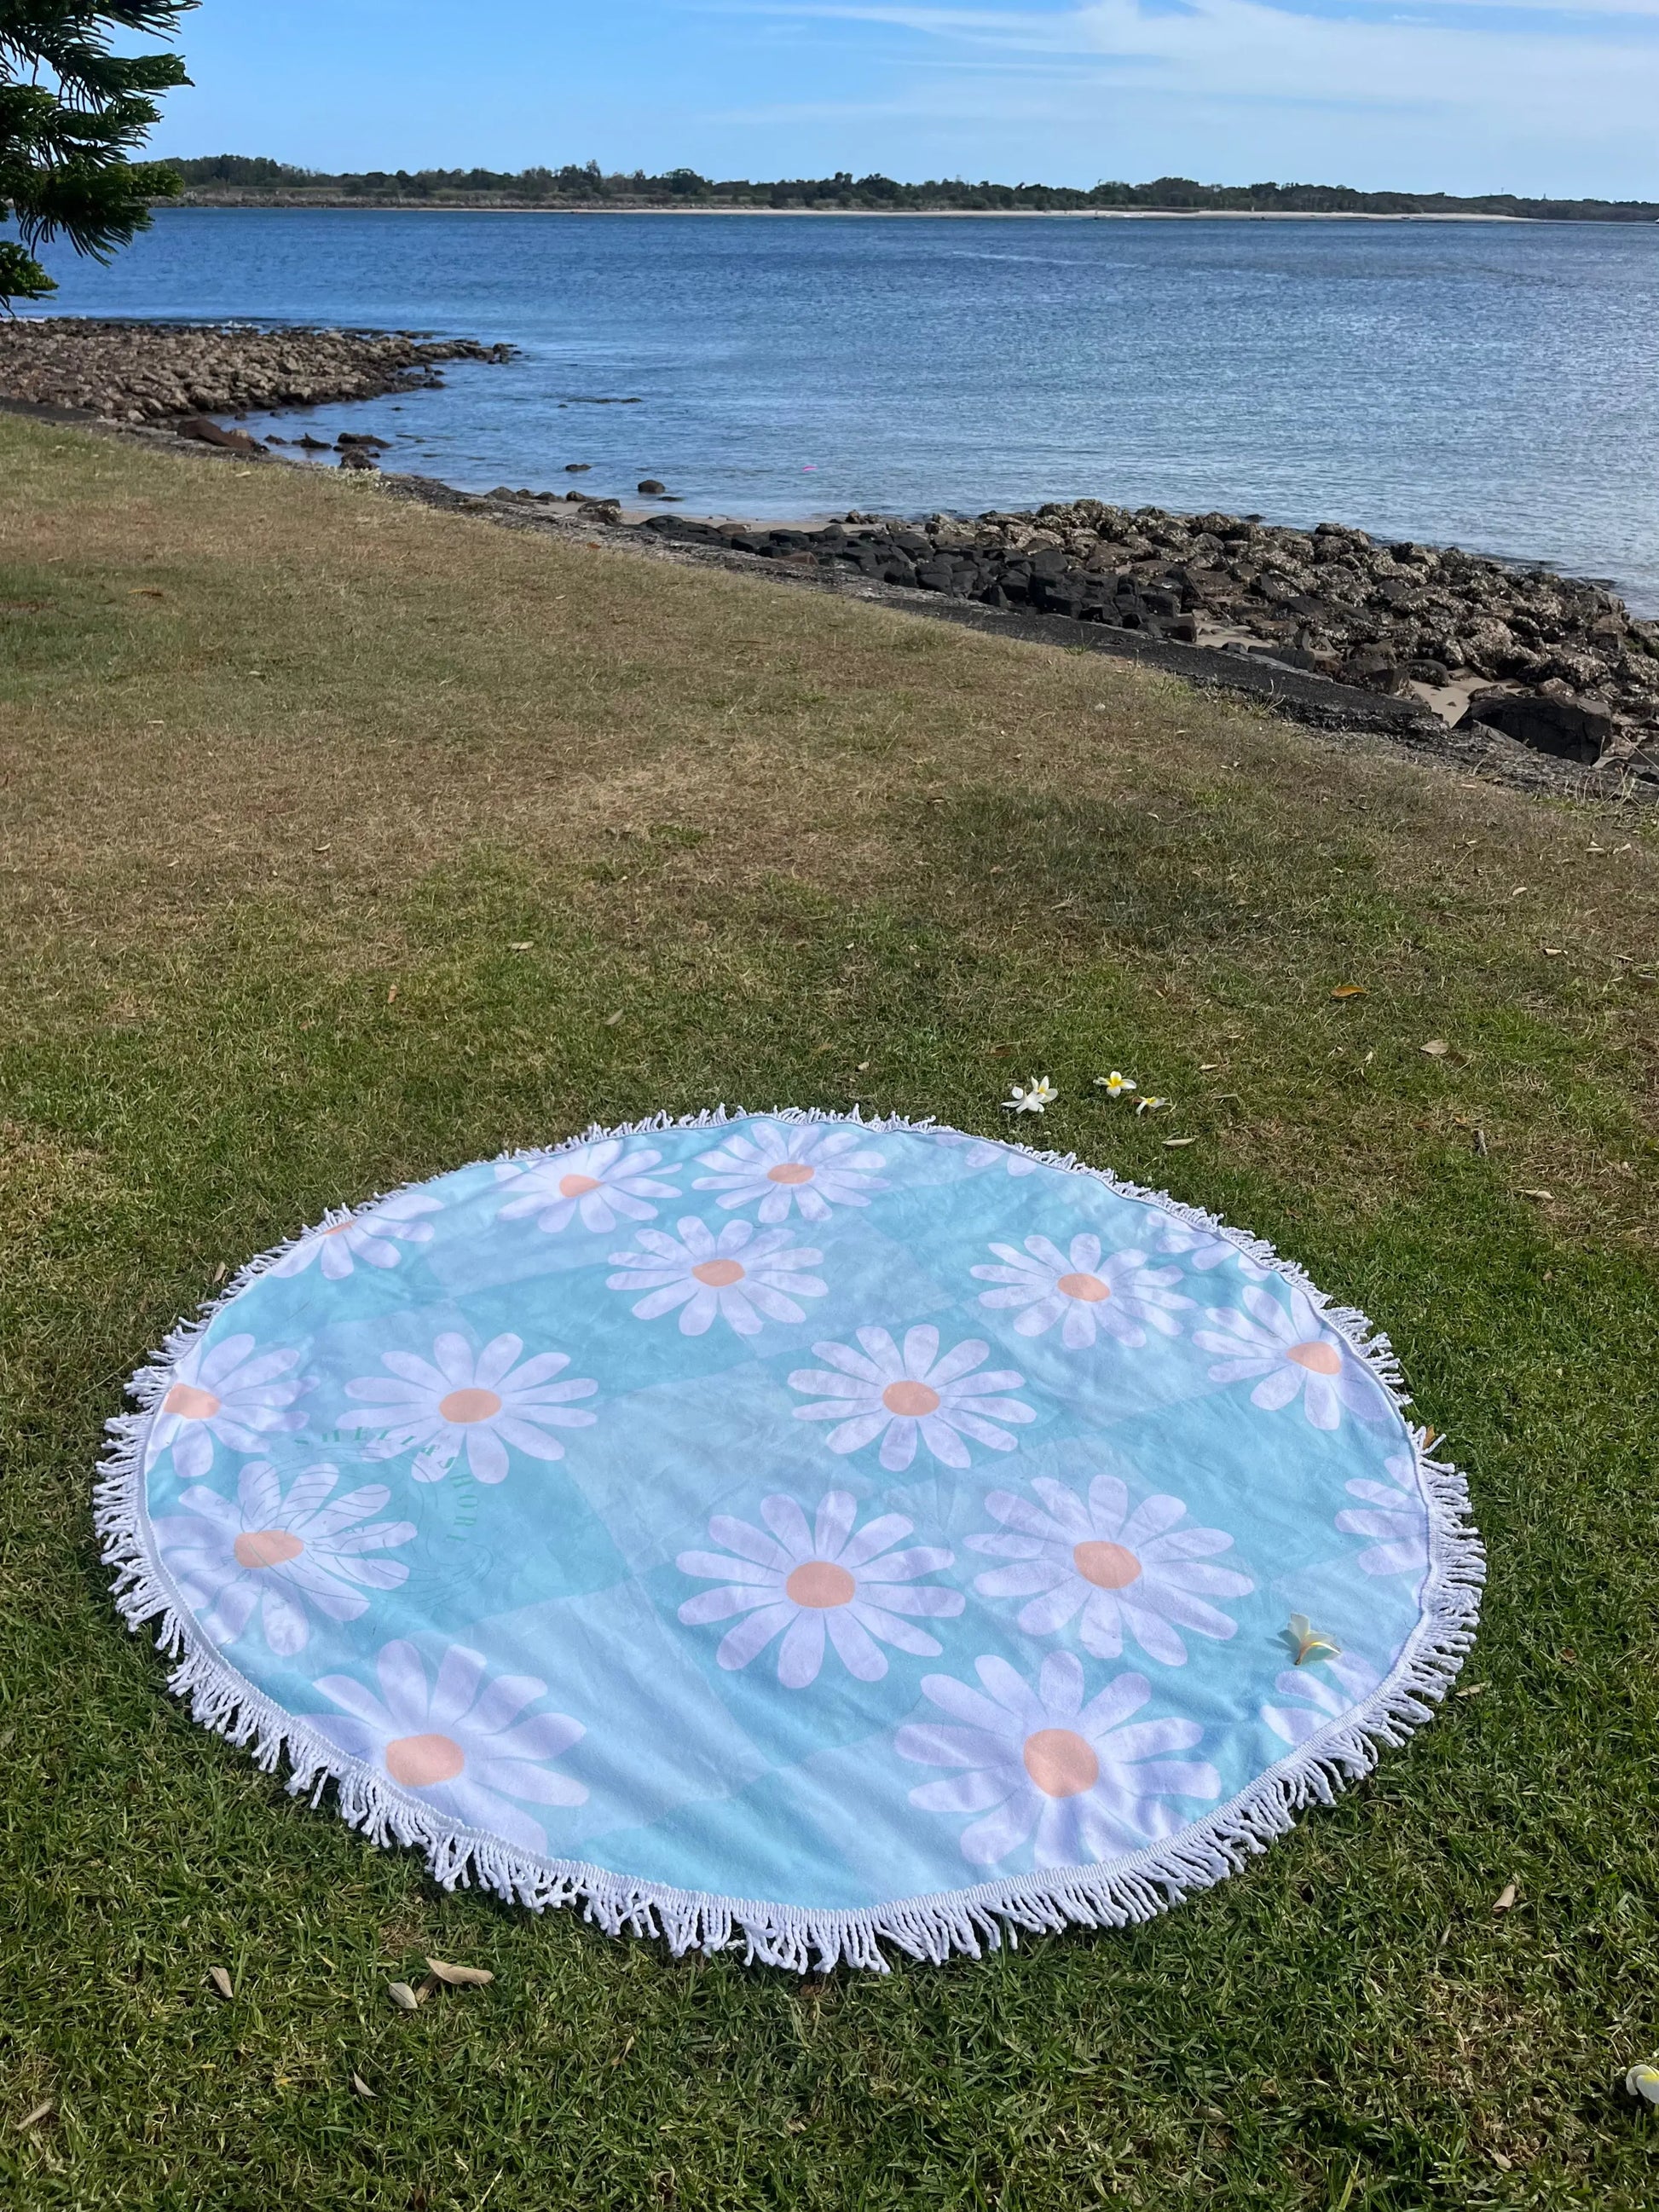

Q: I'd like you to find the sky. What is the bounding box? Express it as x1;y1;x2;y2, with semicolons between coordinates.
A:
148;0;1659;199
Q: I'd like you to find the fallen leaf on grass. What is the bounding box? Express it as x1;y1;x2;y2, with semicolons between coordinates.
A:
425;1958;494;1987
386;985;398;1004
507;941;534;951
350;2073;375;2099
1493;1882;1518;1914
1517;1188;1554;1202
1198;1062;1224;1072
1488;2149;1513;2171
1420;1039;1449;1057
16;2102;54;2131
603;1010;624;1026
1331;984;1366;1000
211;1262;228;1285
1543;945;1566;957
130;587;166;599
387;1981;423;2012
1457;1683;1488;1698
1163;1135;1197;1148
208;1966;234;2001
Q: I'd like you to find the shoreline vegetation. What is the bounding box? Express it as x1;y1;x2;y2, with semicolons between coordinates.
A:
3;316;1655;788
160;156;1659;223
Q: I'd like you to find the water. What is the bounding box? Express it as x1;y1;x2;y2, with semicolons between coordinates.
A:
25;207;1659;611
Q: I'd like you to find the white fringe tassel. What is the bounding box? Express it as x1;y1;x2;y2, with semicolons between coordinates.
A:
95;1104;1485;1973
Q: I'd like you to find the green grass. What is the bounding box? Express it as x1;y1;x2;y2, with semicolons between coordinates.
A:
3;415;1657;2209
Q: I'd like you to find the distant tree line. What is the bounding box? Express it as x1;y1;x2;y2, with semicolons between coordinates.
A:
160;158;1659;222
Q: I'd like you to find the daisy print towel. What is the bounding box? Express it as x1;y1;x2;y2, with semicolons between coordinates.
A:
100;1112;1482;1972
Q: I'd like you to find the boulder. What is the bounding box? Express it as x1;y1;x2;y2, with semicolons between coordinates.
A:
637;478;667;495
176;416;267;456
1458;689;1613;764
338;448;379;471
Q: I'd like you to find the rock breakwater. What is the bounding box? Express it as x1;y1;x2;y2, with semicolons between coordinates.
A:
640;500;1659;771
0;318;512;424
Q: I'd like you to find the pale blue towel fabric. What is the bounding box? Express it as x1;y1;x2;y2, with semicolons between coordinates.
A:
114;1115;1471;1961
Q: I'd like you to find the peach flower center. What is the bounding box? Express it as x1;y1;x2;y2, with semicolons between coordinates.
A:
163;1383;221;1421
1073;1540;1142;1590
692;1258;746;1288
785;1560;857;1608
1287;1340;1343;1375
1022;1728;1101;1799
322;1222;352;1237
766;1162;816;1186
1056;1271;1111;1302
438;1388;503;1424
558;1172;602;1197
233;1528;304;1570
882;1380;941;1418
384;1733;465;1788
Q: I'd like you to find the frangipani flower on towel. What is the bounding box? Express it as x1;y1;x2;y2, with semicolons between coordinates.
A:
272;1190;442;1281
307;1639;587;1856
972;1233;1193;1351
677;1488;963;1687
147;1332;310;1481
1192;1284;1387;1431
1335;1452;1431;1580
789;1325;1034;1471
494;1139;679;1235
1004;1077;1058;1114
153;1461;415;1657
1286;1612;1342;1666
607;1216;825;1337
1260;1650;1381;1747
898;1651;1219;1868
968;1475;1251;1666
339;1331;598;1483
692;1123;887;1223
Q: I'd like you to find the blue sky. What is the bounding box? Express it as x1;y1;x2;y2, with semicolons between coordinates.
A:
152;0;1659;198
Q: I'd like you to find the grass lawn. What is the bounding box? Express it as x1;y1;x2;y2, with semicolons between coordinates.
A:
3;413;1657;2211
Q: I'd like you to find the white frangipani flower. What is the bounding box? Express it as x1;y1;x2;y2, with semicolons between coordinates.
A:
338;1331;598;1483
677;1489;963;1688
1095;1071;1137;1098
147;1332;310;1481
692;1123;887;1224
308;1639;587;1856
789;1325;1034;1471
153;1461;415;1657
968;1474;1251;1666
1004;1077;1058;1114
1192;1284;1387;1432
971;1233;1193;1350
1260;1651;1382;1747
1335;1452;1431;1580
898;1651;1219;1868
494;1139;678;1235
272;1190;442;1281
607;1216;825;1337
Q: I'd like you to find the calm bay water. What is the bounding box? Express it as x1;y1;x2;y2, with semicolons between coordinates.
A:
26;207;1659;610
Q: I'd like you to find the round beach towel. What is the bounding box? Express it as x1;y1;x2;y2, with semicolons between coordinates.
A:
99;1112;1483;1971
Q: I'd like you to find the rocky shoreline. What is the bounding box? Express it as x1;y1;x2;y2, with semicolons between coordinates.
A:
0;318;512;423
3;315;1654;788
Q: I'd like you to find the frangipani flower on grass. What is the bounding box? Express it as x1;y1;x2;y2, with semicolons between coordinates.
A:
153;1460;415;1658
1004;1077;1058;1115
1095;1071;1137;1099
308;1639;587;1856
1134;1095;1169;1117
898;1651;1220;1868
677;1488;962;1687
339;1331;598;1483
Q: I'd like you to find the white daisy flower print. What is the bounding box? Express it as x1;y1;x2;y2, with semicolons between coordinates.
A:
308;1639;587;1856
147;1332;310;1481
494;1140;678;1235
968;1474;1252;1666
153;1461;415;1659
338;1331;598;1483
692;1123;887;1224
1261;1651;1383;1747
898;1651;1219;1868
789;1325;1035;1472
272;1190;442;1281
971;1233;1193;1351
607;1216;825;1337
1150;1215;1265;1278
1335;1453;1431;1580
932;1129;1040;1178
1192;1285;1387;1431
677;1488;964;1688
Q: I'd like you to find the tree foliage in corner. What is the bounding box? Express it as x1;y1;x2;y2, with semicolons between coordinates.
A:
0;3;195;309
